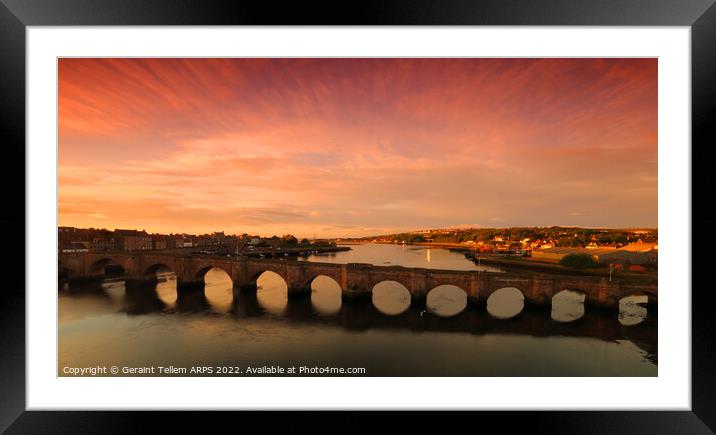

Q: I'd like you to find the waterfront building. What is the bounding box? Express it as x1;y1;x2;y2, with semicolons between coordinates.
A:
89;237;115;251
151;235;168;250
532;243;657;266
113;229;152;252
60;241;89;253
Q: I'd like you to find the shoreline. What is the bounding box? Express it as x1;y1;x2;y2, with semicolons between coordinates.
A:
338;241;657;282
113;245;353;258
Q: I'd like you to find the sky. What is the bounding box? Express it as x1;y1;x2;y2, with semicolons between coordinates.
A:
58;58;657;238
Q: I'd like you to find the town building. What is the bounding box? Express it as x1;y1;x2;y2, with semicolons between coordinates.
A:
60;241;89;253
531;247;617;263
196;234;214;247
212;231;226;246
152;235;168;250
532;240;657;266
89;237;115;251
113;229;152;252
619;239;658;252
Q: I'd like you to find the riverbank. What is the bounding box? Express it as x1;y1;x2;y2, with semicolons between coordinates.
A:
143;245;351;258
338;241;656;282
241;245;351;258
338;240;473;250
470;254;657;282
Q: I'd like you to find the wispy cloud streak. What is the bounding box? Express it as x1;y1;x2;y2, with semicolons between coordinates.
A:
58;58;657;236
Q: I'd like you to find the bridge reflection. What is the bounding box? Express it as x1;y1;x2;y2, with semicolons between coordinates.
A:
65;278;657;365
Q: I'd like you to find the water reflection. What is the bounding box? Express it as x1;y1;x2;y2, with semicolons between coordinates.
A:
301;243;502;272
256;271;288;315
58;244;657;376
155;272;177;307
59;287;116;323
102;280;127;305
176;287;210;313
487;287;525;319
372;281;411;316
203;268;233;314
59;279;658;374
310;275;342;315
426;285;467;317
619;295;648;326
551;290;586;323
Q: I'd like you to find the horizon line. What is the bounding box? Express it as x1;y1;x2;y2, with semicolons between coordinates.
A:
58;223;658;238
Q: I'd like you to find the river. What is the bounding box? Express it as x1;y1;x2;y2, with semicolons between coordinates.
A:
58;243;657;376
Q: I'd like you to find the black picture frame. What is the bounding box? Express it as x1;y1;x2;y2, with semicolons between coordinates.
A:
1;0;714;432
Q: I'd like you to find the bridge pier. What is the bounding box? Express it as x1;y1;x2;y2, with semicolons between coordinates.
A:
124;279;160;304
177;279;205;293
587;294;620;312
339;298;375;329
583;291;620;312
234;282;258;292
525;275;554;308
467;294;483;308
523;291;550;305
125;277;157;290
588;300;620;312
410;293;427;309
232;290;264;317
232;282;257;301
288;285;312;299
66;275;103;287
285;294;314;319
341;289;372;302
523;299;551;311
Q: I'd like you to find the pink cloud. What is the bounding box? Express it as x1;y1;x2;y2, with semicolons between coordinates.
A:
58;58;658;236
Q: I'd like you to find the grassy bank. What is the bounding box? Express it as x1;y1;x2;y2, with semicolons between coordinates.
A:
474;254;657;282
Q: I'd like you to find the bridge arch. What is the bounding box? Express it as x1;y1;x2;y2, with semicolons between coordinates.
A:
194;265;231;282
302;270;343;290
249;269;288;286
551;289;586;322
486;287;525;319
618;293;649;326
620;289;654;302
89;258;126;279
426;284;468;317
58;260;73;279
180;265;236;313
144;263;174;278
308;275;342;315
367;274;413;297
202;267;234;313
371;280;411;316
246;261;289;287
305;273;342;291
139;263;178;306
253;270;289;315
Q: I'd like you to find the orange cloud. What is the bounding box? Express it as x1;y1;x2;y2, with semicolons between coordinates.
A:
58;58;657;237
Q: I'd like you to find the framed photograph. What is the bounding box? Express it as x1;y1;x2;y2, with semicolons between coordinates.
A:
3;0;714;432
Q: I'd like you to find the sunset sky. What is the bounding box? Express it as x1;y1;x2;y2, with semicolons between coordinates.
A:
58;58;657;238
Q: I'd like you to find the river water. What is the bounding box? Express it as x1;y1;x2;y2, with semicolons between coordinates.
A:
58;243;657;376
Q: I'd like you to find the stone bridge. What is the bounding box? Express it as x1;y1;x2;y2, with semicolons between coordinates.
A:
58;252;658;309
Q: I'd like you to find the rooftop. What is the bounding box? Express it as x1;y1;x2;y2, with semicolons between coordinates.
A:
534;247;618;256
